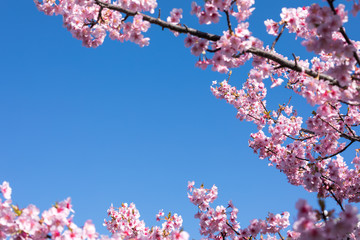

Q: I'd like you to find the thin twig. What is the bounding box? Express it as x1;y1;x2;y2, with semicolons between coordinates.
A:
224;10;233;35
328;186;345;211
318;140;355;161
122;14;129;22
292;53;298;66
320;176;345;211
284;134;314;141
278;232;285;240
271;23;286;51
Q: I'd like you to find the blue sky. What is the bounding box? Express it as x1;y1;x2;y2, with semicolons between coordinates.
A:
1;0;359;238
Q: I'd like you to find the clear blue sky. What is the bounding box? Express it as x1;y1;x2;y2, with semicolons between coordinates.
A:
1;0;359;238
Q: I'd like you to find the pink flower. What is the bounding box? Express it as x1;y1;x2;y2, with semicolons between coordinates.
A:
270;78;284;88
0;181;11;200
264;19;279;36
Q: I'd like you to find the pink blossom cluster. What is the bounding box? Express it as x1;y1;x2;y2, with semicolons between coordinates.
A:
3;180;360;239
190;1;222;25
167;8;182;25
291;199;360;240
230;0;255;23
190;0;255;24
269;4;360;90
278;6;312;39
167;8;183;37
34;0;154;47
188;26;262;73
0;181;99;240
188;182;360;239
104;202;189;240
188;0;259;73
209;2;360;207
113;0;157;14
0;181;190;240
188;182;291;239
264;19;279;36
210;57;360;202
302;4;357;76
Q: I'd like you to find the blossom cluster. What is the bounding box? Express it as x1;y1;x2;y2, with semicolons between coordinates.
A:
189;0;260;73
211;2;360;207
167;8;182;25
3;180;360;239
104;202;188;240
187;181;291;239
0;181;189;240
34;0;155;47
187;182;360;239
0;181;99;240
211;72;360;202
292;199;360;240
167;8;183;37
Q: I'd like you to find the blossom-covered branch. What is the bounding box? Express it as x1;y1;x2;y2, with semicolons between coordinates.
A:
92;0;342;87
94;0;221;41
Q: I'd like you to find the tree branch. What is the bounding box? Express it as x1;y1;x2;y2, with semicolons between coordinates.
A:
95;0;343;87
245;48;338;85
224;10;233;35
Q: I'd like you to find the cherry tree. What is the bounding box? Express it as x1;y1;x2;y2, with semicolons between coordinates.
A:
1;0;360;239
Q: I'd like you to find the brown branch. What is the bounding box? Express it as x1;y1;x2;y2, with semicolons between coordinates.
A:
295;156;310;162
122;14;129;22
301;128;315;135
245;47;339;86
278;232;285;240
340;100;360;106
328;186;345;211
292;53;298;67
224;10;233;35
